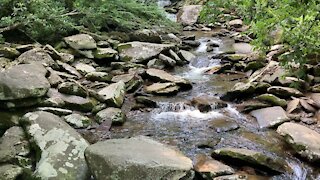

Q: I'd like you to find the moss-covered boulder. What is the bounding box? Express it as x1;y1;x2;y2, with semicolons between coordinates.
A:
20;111;89;180
95;107;126;126
255;94;287;107
97;81;126;107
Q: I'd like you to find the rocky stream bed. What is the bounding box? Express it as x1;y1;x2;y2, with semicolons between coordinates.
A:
0;1;320;180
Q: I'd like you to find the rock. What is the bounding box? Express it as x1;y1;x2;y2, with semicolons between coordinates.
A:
58;81;88;98
64;34;97;50
146;68;192;89
179;50;196;62
213;174;269;180
37;107;72;116
278;77;307;90
0;46;20;58
228;19;243;28
96;107;126;125
0;164;23;180
224;54;247;61
182;40;201;47
0;127;30;165
147;59;166;69
209;117;239;133
144;83;180;95
212;148;287;173
20;111;89;179
64;113;92;128
97;81;126;107
309;93;320;108
255;94;287;107
244;61;265;71
311;84;320;93
159;53;176;67
47;69;64;87
129;29;161;43
177;5;202;26
267;86;303;97
47;88;94;112
57;60;82;79
286;99;300;114
118;42;174;63
250;106;289;128
17;48;55;66
191;96;228;112
93;48;118;59
111;62;145;71
277;122;320;162
300;99;316;112
0;112;20;131
0;64;50;100
169;49;184;65
75;63;96;75
112;74;143;93
85;136;193;180
0;97;44;109
59;52;75;63
135;96;157;108
249;61;285;84
85;72;113;82
194;154;234;179
222;82;255;100
236;100;271;112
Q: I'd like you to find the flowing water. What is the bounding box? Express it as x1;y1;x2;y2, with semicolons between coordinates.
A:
110;12;320;178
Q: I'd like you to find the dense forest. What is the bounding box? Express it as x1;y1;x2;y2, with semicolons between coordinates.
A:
0;0;320;180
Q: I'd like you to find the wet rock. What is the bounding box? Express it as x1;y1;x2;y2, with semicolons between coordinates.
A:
135;96;157;108
64;113;92;128
191;96;228;112
179;50;196;62
118;42;174;63
37;107;72;116
209;117;239;133
250;106;289;128
64;34;97;50
159;53;176;67
277;122;320;162
75;63;96;75
47;88;94;112
20;111;89;179
267;86;304;97
93;48;118;59
0;46;20;58
85;72;113;82
85;136;193;180
129;29;161;43
144;83;180;95
97;81;126;107
255;94;287;107
17;48;55;66
96;107;126;126
177;5;202;26
228;19;243;28
0;164;23;180
0;64;50;101
212;148;287;173
0;127;30;166
194;154;234;179
147;59;166;69
58;81;88;97
146;68;192;89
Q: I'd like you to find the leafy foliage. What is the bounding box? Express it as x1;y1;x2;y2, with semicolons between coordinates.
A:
0;0;176;42
201;0;320;78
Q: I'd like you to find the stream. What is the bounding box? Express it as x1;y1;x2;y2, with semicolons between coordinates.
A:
110;2;320;179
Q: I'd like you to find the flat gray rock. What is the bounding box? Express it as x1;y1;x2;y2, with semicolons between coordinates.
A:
250;106;289;128
85;136;193;180
277;122;320;162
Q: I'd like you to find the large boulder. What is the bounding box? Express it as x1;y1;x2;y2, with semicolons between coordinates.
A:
0;64;50;101
277;122;320;162
177;5;202;26
85;136;193;180
20;111;89;179
212;148;288;173
17;48;55;66
64;34;97;50
97;81;126;107
250;106;289;128
118;42;174;63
